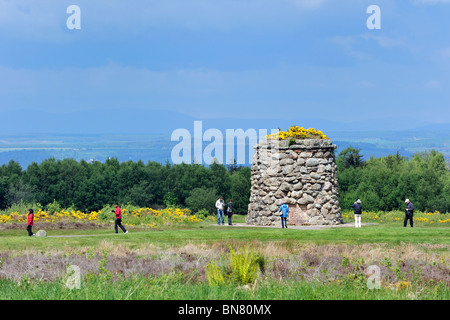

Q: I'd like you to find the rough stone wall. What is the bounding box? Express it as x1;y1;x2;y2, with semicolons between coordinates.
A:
246;139;343;226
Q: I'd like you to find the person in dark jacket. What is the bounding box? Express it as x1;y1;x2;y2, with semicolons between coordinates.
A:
227;199;233;225
404;199;414;227
26;209;34;236
352;199;362;228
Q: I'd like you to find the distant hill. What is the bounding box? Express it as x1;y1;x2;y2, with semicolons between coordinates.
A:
1;108;448;168
411;123;450;133
0;108;195;135
0;108;443;135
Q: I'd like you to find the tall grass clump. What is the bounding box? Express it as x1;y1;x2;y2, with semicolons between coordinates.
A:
229;245;260;284
205;261;225;286
205;245;261;286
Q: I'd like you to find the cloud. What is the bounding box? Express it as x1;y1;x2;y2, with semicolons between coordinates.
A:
330;34;412;64
1;58;444;123
0;0;328;42
332;34;407;49
364;35;406;48
358;80;377;89
413;0;450;4
438;47;450;58
331;36;357;46
291;0;327;9
0;0;64;41
1;1;448;125
424;80;441;89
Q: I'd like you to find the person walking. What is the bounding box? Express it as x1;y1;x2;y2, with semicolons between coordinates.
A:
226;199;233;225
404;199;414;228
113;203;128;234
278;203;289;229
26;209;35;236
215;197;225;225
352;199;362;228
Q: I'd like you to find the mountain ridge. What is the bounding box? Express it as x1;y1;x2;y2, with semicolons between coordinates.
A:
0;108;445;135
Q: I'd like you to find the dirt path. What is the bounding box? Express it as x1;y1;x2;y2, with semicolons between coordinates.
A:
213;222;378;230
35;222;378;238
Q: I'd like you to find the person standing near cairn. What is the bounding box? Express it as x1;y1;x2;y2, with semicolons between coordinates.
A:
278;203;289;229
227;199;233;226
352;199;362;228
215;197;225;225
26;209;35;236
112;203;128;234
404;199;414;228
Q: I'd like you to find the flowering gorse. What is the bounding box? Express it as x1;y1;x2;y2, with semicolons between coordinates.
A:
266;126;327;141
0;206;202;228
342;210;449;224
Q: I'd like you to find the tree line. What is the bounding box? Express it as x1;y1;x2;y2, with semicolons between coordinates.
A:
0;158;250;214
0;148;449;214
337;148;450;213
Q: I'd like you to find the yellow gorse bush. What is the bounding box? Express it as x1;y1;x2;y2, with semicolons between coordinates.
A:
266;126;327;141
0;214;12;223
342;210;450;224
0;206;203;228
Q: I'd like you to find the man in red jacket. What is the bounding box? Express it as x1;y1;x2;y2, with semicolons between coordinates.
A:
26;209;34;236
113;203;128;234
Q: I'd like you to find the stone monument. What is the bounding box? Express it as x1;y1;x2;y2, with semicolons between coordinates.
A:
246;127;343;226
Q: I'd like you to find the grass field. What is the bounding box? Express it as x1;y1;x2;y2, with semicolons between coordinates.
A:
0;211;449;301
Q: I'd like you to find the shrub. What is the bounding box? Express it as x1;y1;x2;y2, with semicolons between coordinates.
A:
0;201;42;215
195;209;210;219
99;204;116;221
185;187;218;213
204;245;261;286
46;199;62;215
228;245;260;284
205;261;225;286
163;192;179;208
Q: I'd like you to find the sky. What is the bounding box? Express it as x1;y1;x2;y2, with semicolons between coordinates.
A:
0;0;449;133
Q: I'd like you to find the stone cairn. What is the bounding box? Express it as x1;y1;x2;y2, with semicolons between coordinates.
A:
246;137;343;226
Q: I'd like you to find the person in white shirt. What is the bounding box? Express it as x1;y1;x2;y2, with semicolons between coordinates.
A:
215;197;225;225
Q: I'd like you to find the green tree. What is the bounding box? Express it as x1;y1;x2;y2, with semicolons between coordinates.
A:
185;187;219;214
123;181;155;207
230;167;251;214
0;176;8;210
337;147;366;169
6;180;35;206
209;162;232;199
163;191;179;208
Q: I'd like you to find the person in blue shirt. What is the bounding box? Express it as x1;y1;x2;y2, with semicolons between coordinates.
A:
278;203;289;229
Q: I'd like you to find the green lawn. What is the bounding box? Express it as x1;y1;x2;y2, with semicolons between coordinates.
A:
1;217;449;252
0;228;448;257
0;215;449;300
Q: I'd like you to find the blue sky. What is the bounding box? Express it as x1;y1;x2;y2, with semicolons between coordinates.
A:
0;0;449;132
